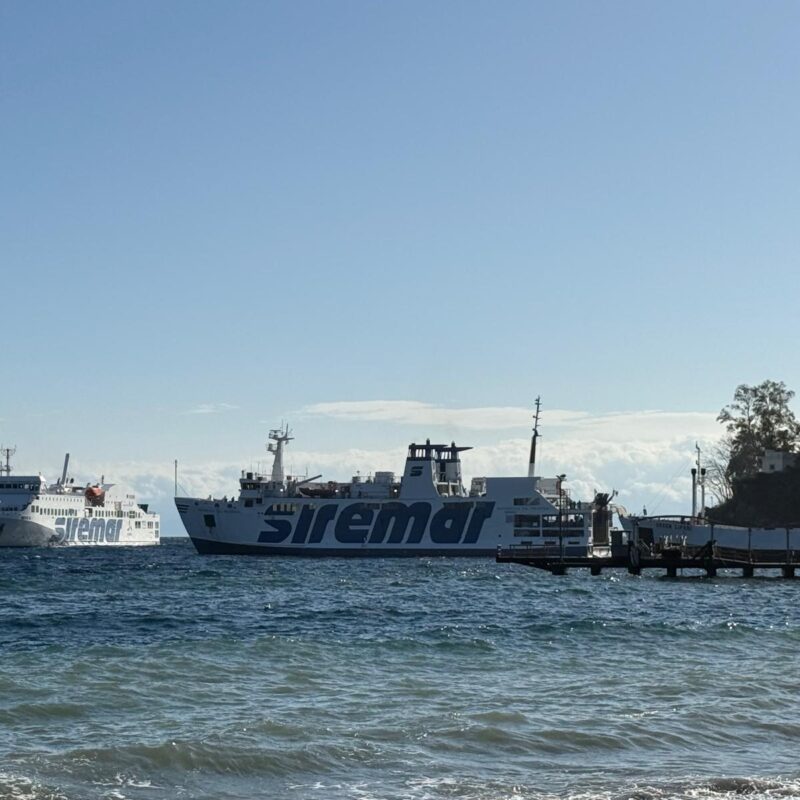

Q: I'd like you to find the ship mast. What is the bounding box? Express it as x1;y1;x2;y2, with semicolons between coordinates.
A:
527;397;541;479
268;424;294;484
0;445;16;477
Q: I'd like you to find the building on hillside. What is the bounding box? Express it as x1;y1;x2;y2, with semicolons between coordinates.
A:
761;449;798;473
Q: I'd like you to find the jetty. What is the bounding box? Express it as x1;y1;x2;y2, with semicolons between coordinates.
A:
496;538;800;578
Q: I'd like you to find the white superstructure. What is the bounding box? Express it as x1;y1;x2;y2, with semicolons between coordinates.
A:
0;452;159;547
176;419;613;557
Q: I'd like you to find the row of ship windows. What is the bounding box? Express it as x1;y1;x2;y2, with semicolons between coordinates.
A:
0;483;41;491
31;507;80;516
134;521;158;529
30;506;136;518
513;514;586;528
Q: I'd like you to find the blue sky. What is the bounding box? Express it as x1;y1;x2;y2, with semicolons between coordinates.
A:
2;1;799;533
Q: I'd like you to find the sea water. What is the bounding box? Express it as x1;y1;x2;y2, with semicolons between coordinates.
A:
1;539;799;800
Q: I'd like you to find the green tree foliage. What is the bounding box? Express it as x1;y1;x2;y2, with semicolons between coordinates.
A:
717;380;800;481
706;465;800;527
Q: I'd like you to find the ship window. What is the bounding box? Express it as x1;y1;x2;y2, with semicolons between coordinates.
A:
513;498;531;506
542;514;585;531
244;500;253;508
266;503;297;515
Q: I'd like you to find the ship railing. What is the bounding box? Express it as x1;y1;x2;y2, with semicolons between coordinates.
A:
500;543;584;559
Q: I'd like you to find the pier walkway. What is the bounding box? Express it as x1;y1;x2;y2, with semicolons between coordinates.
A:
497;541;800;578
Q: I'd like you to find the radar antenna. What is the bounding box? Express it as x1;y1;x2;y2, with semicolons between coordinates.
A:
267;423;294;484
527;397;541;479
0;445;16;477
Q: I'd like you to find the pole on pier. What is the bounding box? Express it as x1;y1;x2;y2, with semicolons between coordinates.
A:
704;541;717;577
700;468;707;517
628;525;641;575
174;459;178;497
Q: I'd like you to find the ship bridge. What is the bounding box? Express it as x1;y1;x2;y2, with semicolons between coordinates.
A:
401;440;471;498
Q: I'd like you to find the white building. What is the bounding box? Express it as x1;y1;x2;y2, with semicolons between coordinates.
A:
760;449;798;473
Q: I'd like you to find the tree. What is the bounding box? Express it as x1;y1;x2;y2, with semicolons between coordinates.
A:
717;380;800;480
704;435;734;504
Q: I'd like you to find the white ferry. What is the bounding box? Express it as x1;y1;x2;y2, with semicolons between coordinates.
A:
0;450;160;547
176;410;614;557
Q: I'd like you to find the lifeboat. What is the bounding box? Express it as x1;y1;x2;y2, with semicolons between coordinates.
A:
85;485;106;507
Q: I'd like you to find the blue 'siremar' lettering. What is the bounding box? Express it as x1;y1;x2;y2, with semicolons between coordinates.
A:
258;501;495;545
54;517;123;544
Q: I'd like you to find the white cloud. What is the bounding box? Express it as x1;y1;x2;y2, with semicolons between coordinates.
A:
184;403;239;415
299;400;586;430
295;400;723;515
299;400;718;439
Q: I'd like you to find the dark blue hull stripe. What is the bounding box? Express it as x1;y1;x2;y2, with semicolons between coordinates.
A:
188;537;588;558
189;537;494;557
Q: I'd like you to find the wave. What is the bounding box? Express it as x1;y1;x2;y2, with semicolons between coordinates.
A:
51;737;382;778
3;762;800;800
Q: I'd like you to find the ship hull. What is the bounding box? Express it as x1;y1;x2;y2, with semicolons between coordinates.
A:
0;518;57;547
188;535;495;557
0;516;159;548
177;490;592;558
621;516;800;558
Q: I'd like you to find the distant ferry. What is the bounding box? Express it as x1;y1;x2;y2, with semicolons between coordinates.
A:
0;450;160;547
176;406;614;557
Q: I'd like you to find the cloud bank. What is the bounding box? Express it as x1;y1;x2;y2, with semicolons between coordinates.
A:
184;403;239;415
46;401;724;536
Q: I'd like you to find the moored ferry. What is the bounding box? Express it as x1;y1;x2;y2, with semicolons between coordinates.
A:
176;412;614;557
0;451;160;547
619;448;800;559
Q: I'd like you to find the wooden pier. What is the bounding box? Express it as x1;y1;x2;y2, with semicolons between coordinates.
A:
496;541;800;578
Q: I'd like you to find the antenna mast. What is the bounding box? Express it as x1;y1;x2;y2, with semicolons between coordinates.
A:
0;445;16;477
528;397;541;479
267;423;294;484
